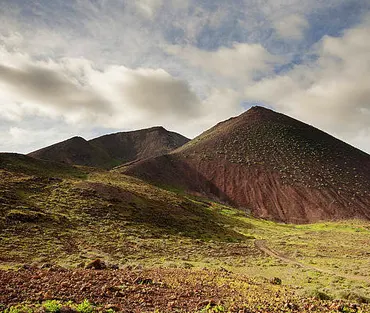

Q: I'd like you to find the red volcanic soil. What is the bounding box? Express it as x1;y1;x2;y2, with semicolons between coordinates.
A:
28;127;189;169
121;106;370;224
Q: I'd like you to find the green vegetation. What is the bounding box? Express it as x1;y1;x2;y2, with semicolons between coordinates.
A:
2;305;32;313
43;300;61;313
0;153;87;178
1;154;370;312
76;300;94;313
305;289;332;300
199;304;225;313
1;300;96;313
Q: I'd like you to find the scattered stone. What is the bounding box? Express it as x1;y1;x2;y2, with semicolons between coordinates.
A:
198;299;217;309
47;265;67;272
104;304;120;311
350;303;358;309
59;306;77;313
41;263;53;269
182;262;193;269
114;291;125;297
21;263;38;270
42;291;53;300
108;263;119;270
284;302;298;310
167;301;175;307
134;277;153;285
58;278;69;286
107;286;122;292
76;262;85;268
219;267;231;273
85;259;106;270
270;277;282;285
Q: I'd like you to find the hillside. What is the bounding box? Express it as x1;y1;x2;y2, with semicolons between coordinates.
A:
0;153;86;178
28;137;113;168
1;152;370;312
121;106;370;223
28;127;189;169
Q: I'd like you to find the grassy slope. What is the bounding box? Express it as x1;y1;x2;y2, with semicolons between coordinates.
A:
1;154;370;312
0;153;87;178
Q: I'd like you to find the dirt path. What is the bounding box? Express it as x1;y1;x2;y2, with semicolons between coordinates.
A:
254;239;370;284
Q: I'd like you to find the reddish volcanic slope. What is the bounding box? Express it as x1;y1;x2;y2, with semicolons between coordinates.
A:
29;127;189;169
122;106;370;223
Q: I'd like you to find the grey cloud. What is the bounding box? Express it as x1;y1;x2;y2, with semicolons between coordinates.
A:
121;70;201;118
0;63;112;113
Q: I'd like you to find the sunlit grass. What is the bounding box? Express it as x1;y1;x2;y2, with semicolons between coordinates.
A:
1;164;369;307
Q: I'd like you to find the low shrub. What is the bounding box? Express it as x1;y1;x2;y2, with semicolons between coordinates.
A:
76;300;94;313
43;300;61;313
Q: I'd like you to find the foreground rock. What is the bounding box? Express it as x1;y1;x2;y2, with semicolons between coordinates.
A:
1;268;368;313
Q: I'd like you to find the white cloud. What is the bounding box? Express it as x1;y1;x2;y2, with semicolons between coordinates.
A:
0;39;245;148
198;88;244;127
136;0;163;18
273;14;308;40
0;45;202;124
167;43;281;81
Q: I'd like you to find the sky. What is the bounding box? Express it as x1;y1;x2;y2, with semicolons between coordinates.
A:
0;0;370;154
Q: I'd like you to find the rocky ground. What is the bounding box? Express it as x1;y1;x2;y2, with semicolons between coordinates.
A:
1;264;369;313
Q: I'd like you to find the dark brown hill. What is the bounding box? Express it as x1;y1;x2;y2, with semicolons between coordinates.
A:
28;136;112;168
121;106;370;223
89;126;189;165
28;127;189;169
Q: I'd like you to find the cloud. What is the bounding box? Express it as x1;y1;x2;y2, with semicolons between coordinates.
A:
0;0;370;154
0;38;246;151
200;88;244;124
273;14;308;40
0;47;203;124
0;63;111;113
135;0;164;18
0;40;227;146
89;66;242;138
245;18;370;153
167;43;281;81
117;68;201;118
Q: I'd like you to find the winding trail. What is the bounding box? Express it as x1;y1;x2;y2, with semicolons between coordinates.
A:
254;239;370;284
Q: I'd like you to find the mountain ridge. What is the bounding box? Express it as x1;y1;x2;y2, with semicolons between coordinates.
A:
28;126;190;169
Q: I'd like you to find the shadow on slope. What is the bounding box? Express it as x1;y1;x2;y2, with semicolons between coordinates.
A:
0;160;248;267
0;153;86;178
